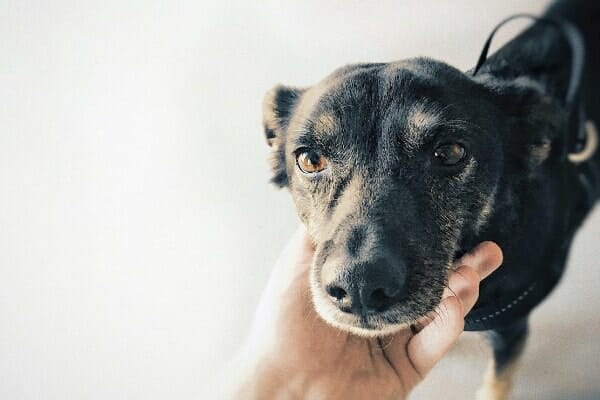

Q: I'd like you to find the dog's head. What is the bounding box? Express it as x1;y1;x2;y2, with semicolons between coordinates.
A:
263;58;566;336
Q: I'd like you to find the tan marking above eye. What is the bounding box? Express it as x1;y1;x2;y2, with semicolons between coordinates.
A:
297;150;328;173
314;112;336;134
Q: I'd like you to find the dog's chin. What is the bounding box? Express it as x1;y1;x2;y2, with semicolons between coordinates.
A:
310;285;413;338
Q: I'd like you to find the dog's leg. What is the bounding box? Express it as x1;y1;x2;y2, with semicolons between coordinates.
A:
476;318;529;400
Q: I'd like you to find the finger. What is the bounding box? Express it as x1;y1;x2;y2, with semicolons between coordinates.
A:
443;265;480;317
405;242;503;377
406;295;464;377
455;241;503;280
443;241;503;317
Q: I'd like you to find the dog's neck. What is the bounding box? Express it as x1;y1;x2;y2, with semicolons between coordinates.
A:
463;138;598;330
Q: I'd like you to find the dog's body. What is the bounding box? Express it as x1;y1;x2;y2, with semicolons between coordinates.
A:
262;1;599;398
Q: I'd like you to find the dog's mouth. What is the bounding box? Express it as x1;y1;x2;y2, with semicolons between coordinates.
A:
310;265;449;337
308;247;473;337
310;291;417;337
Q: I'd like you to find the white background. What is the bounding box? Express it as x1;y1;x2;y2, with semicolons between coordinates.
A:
1;1;599;399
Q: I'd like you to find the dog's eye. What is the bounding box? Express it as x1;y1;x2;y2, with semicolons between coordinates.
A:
433;143;466;166
296;150;328;174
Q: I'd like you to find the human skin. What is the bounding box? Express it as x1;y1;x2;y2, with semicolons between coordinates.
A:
230;226;503;400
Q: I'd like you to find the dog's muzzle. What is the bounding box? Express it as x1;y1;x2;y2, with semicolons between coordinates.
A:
322;257;407;316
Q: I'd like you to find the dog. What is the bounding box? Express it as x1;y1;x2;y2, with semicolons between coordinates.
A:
261;0;599;398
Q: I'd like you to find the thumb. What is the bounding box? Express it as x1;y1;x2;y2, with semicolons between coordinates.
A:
406;241;503;377
406;295;464;377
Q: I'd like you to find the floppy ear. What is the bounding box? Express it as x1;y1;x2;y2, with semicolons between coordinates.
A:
262;84;305;187
471;18;576;174
482;77;568;174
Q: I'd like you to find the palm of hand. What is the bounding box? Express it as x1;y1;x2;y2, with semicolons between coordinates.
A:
239;228;502;400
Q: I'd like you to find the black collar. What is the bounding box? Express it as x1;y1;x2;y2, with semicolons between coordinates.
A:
465;266;563;331
464;159;594;331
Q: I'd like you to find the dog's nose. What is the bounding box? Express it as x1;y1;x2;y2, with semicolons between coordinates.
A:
324;259;406;314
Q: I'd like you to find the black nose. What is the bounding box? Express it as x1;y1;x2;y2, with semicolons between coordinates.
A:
324;259;406;314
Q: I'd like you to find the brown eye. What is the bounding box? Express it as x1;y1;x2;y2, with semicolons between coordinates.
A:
296;150;328;174
433;143;466;166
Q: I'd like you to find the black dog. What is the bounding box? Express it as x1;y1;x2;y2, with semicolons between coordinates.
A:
262;0;599;398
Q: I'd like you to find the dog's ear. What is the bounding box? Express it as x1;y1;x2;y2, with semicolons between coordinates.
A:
263;84;305;146
471;20;575;174
262;84;305;187
480;76;568;174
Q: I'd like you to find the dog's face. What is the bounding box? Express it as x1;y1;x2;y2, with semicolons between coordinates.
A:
263;58;564;336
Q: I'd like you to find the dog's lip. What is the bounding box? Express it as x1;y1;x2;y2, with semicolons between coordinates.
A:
327;312;412;337
311;257;447;337
313;288;424;337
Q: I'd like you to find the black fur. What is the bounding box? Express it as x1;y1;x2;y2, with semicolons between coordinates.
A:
468;0;600;373
489;318;529;374
262;0;599;380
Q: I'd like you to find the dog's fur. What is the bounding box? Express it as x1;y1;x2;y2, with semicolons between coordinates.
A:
262;1;599;398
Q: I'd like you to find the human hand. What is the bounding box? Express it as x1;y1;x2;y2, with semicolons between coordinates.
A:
233;226;503;400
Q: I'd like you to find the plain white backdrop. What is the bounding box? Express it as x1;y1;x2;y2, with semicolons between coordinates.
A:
1;1;599;399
